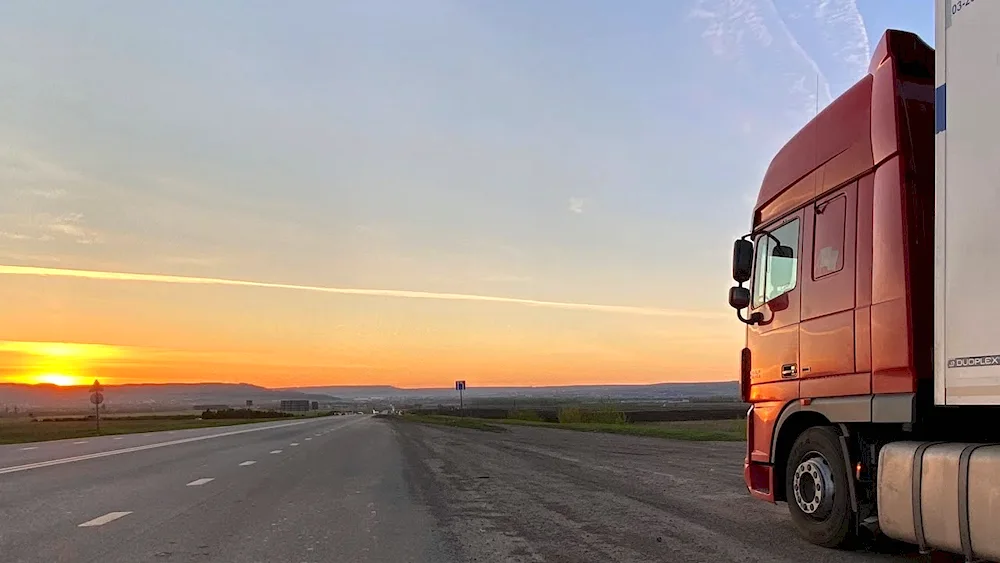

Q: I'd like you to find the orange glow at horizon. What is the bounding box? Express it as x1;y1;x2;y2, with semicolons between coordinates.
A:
0;268;741;388
0;341;126;386
0;333;741;388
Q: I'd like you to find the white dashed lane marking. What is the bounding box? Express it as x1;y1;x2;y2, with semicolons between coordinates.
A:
78;512;132;527
239;461;256;466
0;417;360;476
270;450;282;454
19;447;38;451
73;441;88;445
113;437;124;440
305;438;312;441
186;478;215;486
290;443;299;447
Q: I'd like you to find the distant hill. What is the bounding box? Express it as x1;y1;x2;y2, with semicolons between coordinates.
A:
0;380;739;413
281;381;739;401
0;382;339;412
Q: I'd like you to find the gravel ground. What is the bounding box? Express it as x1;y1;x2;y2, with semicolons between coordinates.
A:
389;419;923;563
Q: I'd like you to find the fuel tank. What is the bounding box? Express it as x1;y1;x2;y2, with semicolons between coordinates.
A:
878;441;1000;561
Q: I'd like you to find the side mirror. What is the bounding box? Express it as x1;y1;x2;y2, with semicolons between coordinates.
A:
729;286;751;310
732;239;754;282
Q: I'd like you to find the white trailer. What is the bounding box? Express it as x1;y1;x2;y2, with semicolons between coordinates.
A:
934;0;1000;406
879;1;1000;560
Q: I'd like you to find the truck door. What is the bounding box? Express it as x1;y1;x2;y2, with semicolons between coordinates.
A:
799;183;868;396
748;210;804;393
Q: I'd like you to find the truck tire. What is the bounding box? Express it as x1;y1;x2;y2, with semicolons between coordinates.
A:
784;426;855;548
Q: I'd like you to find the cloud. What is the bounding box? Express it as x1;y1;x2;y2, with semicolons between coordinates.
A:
690;0;774;59
160;255;220;267
0;250;61;263
568;197;586;214
0;340;127;360
0;231;34;241
0;264;730;320
1;143;105;246
809;0;871;79
0;212;101;246
479;274;533;283
0;144;85;187
691;0;871;117
43;212;102;245
20;188;68;200
773;0;870;94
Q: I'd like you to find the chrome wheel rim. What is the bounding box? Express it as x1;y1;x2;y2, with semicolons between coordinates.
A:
792;452;836;517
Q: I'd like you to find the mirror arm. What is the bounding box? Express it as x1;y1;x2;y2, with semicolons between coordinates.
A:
736;307;766;326
759;231;780;245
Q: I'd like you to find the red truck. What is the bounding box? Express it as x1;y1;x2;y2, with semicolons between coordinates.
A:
728;4;1000;560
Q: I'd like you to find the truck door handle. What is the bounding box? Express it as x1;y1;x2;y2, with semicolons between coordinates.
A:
781;364;797;378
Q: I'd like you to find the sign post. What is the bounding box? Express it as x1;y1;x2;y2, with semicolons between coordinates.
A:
454;380;466;415
89;380;105;433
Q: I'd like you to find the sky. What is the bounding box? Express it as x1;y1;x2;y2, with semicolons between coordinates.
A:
0;1;933;388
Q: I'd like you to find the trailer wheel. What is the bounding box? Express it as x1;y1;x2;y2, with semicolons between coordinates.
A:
785;426;854;548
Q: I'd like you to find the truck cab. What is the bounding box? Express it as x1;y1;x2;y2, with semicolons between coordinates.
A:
728;29;935;547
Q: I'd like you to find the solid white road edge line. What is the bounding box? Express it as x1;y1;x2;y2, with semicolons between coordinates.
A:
0;417;363;475
78;511;132;527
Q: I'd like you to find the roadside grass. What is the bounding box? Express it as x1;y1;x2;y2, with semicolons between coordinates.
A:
400;414;745;441
0;417;293;445
557;405;626;424
507;409;544;422
496;417;744;441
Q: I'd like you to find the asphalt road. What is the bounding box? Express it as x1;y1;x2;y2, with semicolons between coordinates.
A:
0;415;924;563
0;415;452;563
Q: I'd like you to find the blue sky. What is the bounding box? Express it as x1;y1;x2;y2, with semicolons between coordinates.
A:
0;1;935;386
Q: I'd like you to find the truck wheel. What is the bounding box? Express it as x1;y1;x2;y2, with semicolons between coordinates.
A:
785;426;854;548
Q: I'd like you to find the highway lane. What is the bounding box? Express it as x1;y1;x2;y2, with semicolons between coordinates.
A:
0;415;454;563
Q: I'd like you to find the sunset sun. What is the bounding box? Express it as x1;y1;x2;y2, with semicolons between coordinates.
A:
33;373;87;386
0;341;128;386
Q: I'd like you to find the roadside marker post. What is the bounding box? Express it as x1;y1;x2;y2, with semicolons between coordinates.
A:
89;380;105;433
455;380;466;415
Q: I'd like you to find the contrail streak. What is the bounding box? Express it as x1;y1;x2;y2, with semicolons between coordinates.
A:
0;265;727;319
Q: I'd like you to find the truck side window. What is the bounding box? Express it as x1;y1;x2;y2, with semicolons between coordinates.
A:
812;195;846;279
752;218;800;308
